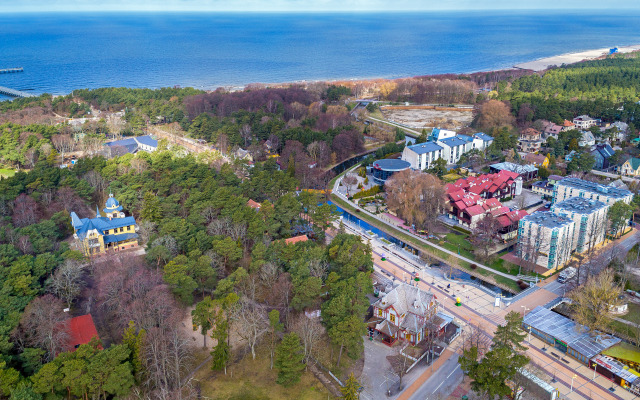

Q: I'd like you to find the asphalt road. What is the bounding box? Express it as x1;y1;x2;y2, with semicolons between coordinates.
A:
407;353;463;400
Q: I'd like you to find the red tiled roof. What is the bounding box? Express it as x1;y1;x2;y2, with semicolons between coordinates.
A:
68;314;100;349
490;206;510;217
562;119;575;127
497;210;529;227
466;205;486;217
285;235;308;245
247;199;261;209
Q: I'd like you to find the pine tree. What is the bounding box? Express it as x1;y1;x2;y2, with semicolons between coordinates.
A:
122;321;146;384
492;311;527;353
140;191;162;222
459;311;529;399
274;333;305;387
341;372;361;400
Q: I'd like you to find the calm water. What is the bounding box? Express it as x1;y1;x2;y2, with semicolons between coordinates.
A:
1;11;640;100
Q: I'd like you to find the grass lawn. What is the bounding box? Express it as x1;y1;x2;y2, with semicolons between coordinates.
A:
442;173;462;183
620;303;640;323
195;350;332;400
0;168;15;178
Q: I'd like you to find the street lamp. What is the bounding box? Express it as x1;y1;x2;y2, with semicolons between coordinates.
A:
570;374;577;393
592;362;597;380
520;305;530;317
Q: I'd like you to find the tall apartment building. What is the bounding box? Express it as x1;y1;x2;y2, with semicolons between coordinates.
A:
517;212;576;270
553;177;633;206
551;197;608;253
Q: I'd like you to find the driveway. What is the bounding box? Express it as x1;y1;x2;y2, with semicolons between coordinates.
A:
361;339;401;400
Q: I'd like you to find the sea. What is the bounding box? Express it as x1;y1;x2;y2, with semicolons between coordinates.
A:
1;11;640;100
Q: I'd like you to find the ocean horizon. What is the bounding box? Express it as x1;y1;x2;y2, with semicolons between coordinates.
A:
1;10;640;100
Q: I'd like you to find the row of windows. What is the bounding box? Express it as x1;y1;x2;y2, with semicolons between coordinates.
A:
108;225;133;235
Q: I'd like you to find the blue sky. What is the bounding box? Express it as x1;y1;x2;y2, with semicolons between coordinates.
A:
1;0;639;12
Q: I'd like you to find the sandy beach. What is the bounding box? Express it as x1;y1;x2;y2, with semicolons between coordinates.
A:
514;44;640;71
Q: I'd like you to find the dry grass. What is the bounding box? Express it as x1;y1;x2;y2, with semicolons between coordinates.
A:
194;348;333;400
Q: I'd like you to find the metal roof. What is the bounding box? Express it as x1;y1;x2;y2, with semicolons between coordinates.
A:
523;306;620;359
135;135;158;148
557;177;632;200
439;136;467;147
521;211;573;229
372;158;411;171
552;197;607;215
473;132;493;141
406;142;443;155
490;162;538;173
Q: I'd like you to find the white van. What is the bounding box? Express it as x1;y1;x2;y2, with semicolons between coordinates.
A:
557;267;577;284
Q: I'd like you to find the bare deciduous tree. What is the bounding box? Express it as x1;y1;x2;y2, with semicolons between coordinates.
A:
14;294;70;361
342;173;358;197
289;313;324;364
235;299;269;360
49;259;86;308
386;169;445;233
569;269;623;332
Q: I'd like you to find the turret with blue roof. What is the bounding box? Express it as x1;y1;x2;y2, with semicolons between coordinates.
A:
103;193;124;216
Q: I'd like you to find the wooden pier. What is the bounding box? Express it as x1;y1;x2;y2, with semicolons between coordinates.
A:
0;68;24;74
0;86;35;98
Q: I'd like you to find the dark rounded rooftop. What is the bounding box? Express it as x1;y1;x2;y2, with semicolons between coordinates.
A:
372;159;411;172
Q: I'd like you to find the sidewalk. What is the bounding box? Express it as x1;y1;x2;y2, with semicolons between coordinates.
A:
397;349;455;400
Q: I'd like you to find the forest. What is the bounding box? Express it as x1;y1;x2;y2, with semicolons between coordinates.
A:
0;146;373;399
500;53;640;124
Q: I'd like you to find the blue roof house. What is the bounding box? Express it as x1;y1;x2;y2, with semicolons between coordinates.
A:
105;135;159;155
71;194;139;256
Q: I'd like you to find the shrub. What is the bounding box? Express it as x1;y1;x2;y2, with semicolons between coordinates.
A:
470;264;478;270
357;183;363;190
352;185;381;199
517;280;530;290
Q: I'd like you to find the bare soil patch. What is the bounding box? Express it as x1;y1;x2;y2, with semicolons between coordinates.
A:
381;108;474;130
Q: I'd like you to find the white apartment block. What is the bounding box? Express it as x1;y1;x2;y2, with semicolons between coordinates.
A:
437;136;469;164
553;177;633;206
551;197;609;253
517;212;576;270
401;142;444;170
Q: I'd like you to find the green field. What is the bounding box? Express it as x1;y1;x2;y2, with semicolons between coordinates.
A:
195;350;332;400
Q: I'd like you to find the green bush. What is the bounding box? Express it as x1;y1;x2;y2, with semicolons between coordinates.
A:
353;185;381;199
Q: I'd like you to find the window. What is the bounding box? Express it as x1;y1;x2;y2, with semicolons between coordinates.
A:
390;314;396;324
378;309;382;317
119;227;123;233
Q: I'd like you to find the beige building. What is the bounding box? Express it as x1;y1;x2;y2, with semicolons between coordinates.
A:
621;158;640;177
551;197;608;253
517;212;576;270
553;177;633;206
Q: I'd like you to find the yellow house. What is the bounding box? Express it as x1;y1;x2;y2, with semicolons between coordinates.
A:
621;158;640;177
70;194;139;256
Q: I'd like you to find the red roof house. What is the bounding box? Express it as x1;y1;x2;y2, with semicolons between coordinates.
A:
247;199;262;210
284;235;309;245
68;314;100;350
445;172;527;237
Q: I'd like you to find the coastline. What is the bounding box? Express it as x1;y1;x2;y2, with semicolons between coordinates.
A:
513;44;640;71
2;44;640;101
232;44;640;91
